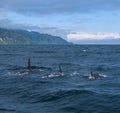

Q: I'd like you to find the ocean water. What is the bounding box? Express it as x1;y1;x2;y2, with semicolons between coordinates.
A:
0;45;120;113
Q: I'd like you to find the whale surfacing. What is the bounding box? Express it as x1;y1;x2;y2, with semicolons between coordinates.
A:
48;65;63;78
89;72;104;79
27;58;31;71
17;58;32;75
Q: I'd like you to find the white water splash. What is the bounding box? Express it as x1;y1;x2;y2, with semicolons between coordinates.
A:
70;71;80;76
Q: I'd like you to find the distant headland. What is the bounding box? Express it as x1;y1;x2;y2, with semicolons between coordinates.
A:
0;28;70;45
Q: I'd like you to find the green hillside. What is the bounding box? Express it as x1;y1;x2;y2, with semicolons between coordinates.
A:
0;28;69;45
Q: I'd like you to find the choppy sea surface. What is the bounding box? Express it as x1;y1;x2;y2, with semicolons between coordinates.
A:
0;45;120;113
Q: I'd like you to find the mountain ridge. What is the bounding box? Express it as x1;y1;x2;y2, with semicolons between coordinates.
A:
0;28;69;45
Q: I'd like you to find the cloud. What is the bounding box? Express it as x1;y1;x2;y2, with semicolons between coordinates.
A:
67;32;120;44
0;0;120;15
0;8;10;17
37;27;70;38
0;19;14;28
0;19;69;38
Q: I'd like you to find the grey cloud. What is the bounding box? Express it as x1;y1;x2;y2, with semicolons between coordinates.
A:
0;19;70;38
0;0;120;15
0;19;45;30
72;38;120;44
0;19;14;28
0;8;10;17
37;27;71;38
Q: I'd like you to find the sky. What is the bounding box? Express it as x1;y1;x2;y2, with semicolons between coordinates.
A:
0;0;120;44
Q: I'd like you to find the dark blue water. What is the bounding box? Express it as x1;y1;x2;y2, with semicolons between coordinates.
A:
0;45;120;113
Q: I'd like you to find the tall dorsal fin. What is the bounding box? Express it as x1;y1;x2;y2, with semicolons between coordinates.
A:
27;58;31;71
58;64;62;73
91;72;93;76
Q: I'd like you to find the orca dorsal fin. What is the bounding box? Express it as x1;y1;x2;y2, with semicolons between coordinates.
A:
58;65;62;73
91;71;93;76
27;58;31;71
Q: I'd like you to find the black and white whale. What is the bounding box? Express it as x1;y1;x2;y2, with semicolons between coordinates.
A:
89;72;105;79
27;58;31;71
58;64;62;74
17;58;32;75
48;64;63;78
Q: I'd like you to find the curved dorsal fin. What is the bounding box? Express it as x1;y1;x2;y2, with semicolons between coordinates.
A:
58;64;62;73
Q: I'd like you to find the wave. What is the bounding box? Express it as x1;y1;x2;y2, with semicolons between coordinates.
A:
0;53;23;56
22;89;96;104
47;72;64;78
7;65;51;71
0;108;16;112
70;71;80;76
33;50;56;54
60;106;77;113
94;66;111;71
6;65;52;76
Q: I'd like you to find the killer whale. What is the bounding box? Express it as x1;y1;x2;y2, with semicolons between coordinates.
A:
27;58;31;71
17;58;32;75
48;64;63;78
89;71;104;79
56;64;63;76
58;64;62;73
